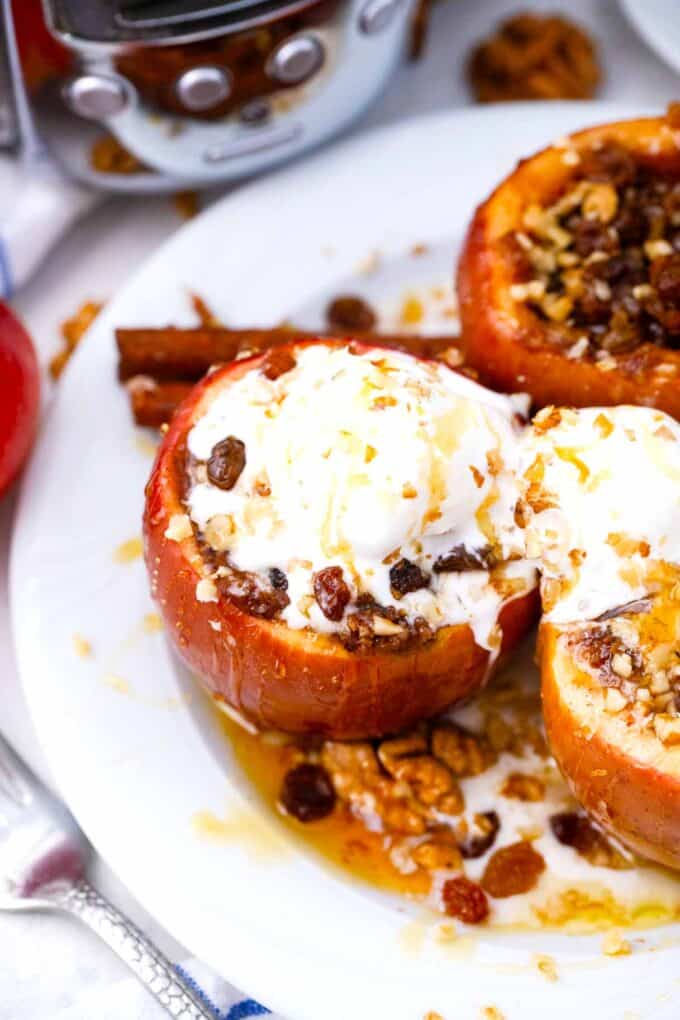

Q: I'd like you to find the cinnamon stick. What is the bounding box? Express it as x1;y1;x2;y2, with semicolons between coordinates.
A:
116;326;460;382
126;376;192;428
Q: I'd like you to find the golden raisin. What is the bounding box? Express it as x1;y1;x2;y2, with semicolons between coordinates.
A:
442;876;489;924
481;841;546;898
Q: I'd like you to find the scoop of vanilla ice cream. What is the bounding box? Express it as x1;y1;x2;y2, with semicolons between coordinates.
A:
519;405;680;623
187;344;534;647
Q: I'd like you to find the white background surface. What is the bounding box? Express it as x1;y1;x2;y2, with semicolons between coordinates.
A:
2;1;680;1016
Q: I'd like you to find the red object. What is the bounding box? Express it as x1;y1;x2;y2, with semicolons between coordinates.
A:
11;0;72;93
144;338;538;739
0;303;40;496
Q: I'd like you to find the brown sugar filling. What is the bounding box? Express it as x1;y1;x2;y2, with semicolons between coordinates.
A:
508;141;680;358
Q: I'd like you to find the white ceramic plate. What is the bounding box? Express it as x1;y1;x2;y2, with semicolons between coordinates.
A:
12;102;680;1020
620;0;680;75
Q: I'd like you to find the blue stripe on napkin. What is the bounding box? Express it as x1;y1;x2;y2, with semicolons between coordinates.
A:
225;1000;271;1019
175;965;270;1019
0;238;13;299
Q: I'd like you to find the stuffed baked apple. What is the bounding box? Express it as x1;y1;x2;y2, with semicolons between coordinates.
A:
458;110;680;419
144;339;538;739
520;404;680;868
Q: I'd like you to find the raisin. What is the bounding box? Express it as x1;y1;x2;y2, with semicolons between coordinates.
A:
550;811;593;850
218;566;289;619
651;253;680;306
326;295;377;332
548;810;631;869
581;142;636;188
457;810;500;859
612;204;647;246
571;218;617;259
261;348;296;380
280;764;336;822
433;545;494;573
207;436;246;491
269;567;288;590
313;566;351;621
481;841;545;898
441;876;489;924
389;558;430;598
596;249;645;286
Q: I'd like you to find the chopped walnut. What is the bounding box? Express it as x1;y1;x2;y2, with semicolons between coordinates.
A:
164;513;193;542
500;772;545;802
431;724;497;777
468;13;600;103
386;755;462;812
507;142;680;356
412;838;462;871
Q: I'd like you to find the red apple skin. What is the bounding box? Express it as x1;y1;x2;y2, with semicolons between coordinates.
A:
144;339;539;739
541;622;680;870
0;302;40;497
457;116;680;421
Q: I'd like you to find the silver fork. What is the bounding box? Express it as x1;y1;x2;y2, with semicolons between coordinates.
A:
0;731;217;1018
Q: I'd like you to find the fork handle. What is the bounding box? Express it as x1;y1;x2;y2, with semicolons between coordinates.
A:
51;879;217;1019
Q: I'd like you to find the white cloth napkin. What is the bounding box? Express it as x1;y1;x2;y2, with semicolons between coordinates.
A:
52;960;275;1020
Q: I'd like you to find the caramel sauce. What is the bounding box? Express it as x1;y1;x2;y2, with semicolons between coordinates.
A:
217;669;680;933
113;536;143;563
221;715;429;898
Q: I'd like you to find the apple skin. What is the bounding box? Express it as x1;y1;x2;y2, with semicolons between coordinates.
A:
540;622;680;870
143;339;539;739
457;116;680;421
0;302;40;497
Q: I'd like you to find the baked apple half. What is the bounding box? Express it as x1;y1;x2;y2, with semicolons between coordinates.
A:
519;403;680;867
144;338;538;739
541;600;680;870
458;109;680;419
